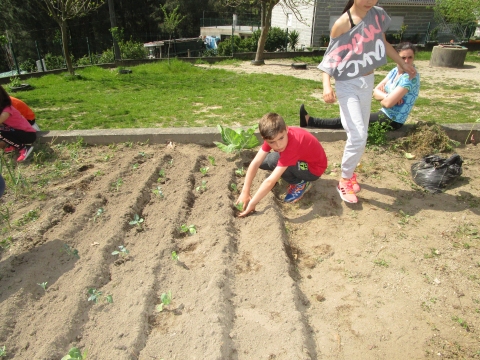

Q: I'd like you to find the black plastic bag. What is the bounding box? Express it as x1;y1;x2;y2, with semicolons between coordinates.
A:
411;154;463;193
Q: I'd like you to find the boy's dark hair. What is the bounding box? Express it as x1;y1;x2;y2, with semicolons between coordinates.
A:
259;113;287;140
0;85;12;112
396;42;416;54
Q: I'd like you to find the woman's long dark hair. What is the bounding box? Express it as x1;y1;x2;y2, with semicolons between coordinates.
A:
0;85;12;112
342;0;354;13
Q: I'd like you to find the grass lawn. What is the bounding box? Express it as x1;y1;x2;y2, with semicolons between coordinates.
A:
11;52;480;130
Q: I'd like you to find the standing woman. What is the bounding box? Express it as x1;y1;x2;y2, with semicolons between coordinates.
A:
318;0;416;203
0;85;36;162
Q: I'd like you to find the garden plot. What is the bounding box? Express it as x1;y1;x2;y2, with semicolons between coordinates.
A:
0;140;479;359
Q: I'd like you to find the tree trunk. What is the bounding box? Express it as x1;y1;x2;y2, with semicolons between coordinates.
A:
60;21;75;75
108;0;121;61
254;0;275;63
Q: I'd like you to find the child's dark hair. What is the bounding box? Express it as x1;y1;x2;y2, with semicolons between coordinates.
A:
342;0;354;13
259;113;287;140
0;85;12;112
396;42;416;54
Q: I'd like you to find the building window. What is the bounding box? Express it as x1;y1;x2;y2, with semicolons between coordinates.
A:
287;13;293;27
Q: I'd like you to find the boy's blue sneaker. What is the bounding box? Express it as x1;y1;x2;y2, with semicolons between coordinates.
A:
284;180;311;203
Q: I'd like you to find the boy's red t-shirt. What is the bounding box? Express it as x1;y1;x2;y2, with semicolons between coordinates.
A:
261;127;327;176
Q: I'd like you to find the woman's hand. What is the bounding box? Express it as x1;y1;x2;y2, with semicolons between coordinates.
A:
323;87;337;104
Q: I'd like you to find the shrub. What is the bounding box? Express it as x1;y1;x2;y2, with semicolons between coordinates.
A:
44;53;65;70
120;39;148;60
75;55;97;66
98;48;114;64
19;58;36;73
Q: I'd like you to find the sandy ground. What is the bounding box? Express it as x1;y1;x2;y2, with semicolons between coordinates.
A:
0;59;479;359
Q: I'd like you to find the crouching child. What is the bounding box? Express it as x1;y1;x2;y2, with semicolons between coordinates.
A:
236;113;327;217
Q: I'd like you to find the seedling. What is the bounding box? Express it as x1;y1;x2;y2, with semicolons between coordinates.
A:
112;245;129;257
196;180;207;193
112;178;123;191
152;186;165;198
0;237;13;250
158;169;166;183
230;183;239;193
171;251;179;261
139;151;146;157
156;290;172;312
214;124;260;155
61;347;87;360
180;224;196;235
129;214;144;228
0;346;6;357
374;258;389;268
235;202;244;211
15;209;39;226
93;208;104;222
0;206;12;230
199;166;209;176
62;244;79;259
208;155;216;166
132;163;139;170
38;281;48;291
452;316;470;332
235;167;246;177
398;210;411;225
87;288;113;304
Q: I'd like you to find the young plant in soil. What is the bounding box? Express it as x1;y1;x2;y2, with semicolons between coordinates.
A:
156;291;172;312
0;345;6;357
199;167;209;176
235;167;246;177
38;282;48;291
180;224;196;235
129;214;144;229
62;244;80;259
214;124;260;155
152;186;165;198
112;245;129;257
61;347;87;360
235;201;244;212
112;178;123;192
0;206;12;230
158;169;166;183
230;183;239;193
93;208;104;222
171;251;179;261
87;288;113;304
208;156;216;166
196;180;207;193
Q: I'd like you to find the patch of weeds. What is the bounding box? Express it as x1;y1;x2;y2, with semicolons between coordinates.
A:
155;291;172;312
196;180;207;193
199;166;209;176
373;258;389;268
62;244;79;259
129;214;144;229
112;245;129;257
111;178;123;192
37;281;48;291
152;186;164;198
93;208;104;222
0;206;12;230
15;209;39;227
454;223;479;239
61;347;87;360
397;210;411;225
87;288;113;304
452;316;470;332
367;121;392;146
123;141;133;148
180;224;196;235
235;167;246;177
0;237;13;250
424;248;441;259
463;242;471;249
208;156;216;166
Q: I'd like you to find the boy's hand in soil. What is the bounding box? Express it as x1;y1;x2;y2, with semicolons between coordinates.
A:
237;202;256;218
236;192;253;217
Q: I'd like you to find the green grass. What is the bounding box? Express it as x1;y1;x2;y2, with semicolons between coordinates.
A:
14;54;480;130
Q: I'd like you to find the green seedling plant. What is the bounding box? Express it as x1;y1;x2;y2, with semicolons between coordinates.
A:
38;281;48;291
62;244;79;259
129;214;144;228
152;186;165;198
0;206;12;230
139;151;146;157
0;237;13;250
214;124;260;155
180;224;196;235
93;208;104;222
199;166;209;176
132;163;139;170
156;290;172;312
87;288;113;304
196;180;207;193
230;183;239;193
171;251;179;261
112;245;129;257
235;167;246;177
0;345;6;357
158;169;166;183
235;201;244;211
61;347;87;360
112;178;123;191
208;156;216;166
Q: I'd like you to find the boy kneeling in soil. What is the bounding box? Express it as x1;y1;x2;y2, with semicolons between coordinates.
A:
236;112;327;218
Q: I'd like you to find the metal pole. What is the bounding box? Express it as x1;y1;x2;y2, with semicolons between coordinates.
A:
231;19;234;57
35;41;45;72
9;42;20;75
86;37;93;64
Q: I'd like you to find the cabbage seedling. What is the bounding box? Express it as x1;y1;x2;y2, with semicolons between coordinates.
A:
129;214;144;228
156;290;172;312
61;347;87;360
200;167;209;176
62;244;79;259
196;181;207;193
111;178;123;191
0;345;6;357
235;202;244;211
214;124;260;155
180;224;196;235
230;183;239;193
87;288;113;304
38;282;47;291
112;245;129;257
235;167;246;177
152;186;164;198
208;156;216;166
93;208;104;222
171;251;179;261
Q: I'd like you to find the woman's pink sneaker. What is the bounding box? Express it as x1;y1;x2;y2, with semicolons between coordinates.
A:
350;173;361;193
337;180;358;203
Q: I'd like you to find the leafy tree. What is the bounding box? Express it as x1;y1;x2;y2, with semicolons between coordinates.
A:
159;4;186;59
433;0;479;25
37;0;106;75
